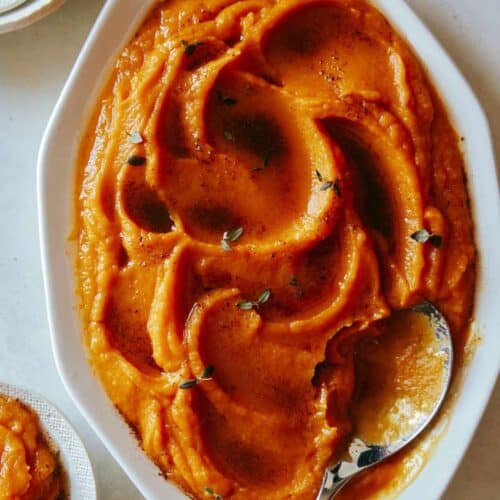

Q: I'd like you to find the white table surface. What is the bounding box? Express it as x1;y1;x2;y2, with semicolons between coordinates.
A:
0;0;498;498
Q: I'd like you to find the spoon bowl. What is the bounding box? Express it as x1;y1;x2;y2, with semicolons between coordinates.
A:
317;302;453;499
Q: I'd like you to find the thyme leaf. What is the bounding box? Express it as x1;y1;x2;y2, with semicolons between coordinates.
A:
128;131;143;144
236;301;255;311
204;487;223;500
180;366;215;389
429;234;443;247
237;289;271;310
179;379;198;390
320;179;342;196
410;229;443;248
221;227;243;251
257;289;271;305
224;227;244;242
333;180;342;197
127;155;146;166
221;239;232;252
199;365;215;380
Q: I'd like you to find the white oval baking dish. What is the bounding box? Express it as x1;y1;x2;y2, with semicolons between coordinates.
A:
37;1;500;498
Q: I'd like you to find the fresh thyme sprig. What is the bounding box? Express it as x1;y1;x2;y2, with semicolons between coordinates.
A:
236;289;271;310
316;171;341;196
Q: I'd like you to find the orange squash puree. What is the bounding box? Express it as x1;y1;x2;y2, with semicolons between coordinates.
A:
0;396;64;500
74;0;475;498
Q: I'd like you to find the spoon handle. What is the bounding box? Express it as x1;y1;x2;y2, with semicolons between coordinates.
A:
316;468;353;499
316;440;390;500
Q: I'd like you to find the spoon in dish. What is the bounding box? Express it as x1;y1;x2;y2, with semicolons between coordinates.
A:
316;301;453;500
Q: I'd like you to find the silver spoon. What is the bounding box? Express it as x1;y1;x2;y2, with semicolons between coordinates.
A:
316;302;453;499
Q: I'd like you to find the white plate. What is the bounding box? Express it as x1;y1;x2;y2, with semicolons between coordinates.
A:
0;0;65;34
0;0;29;15
0;383;96;500
37;0;500;499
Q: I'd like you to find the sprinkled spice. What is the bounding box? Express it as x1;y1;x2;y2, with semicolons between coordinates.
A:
216;91;237;106
182;40;203;56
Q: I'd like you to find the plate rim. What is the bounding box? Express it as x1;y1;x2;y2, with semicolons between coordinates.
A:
0;0;66;34
0;382;97;500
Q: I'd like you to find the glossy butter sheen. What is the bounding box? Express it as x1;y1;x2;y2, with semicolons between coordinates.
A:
74;0;475;498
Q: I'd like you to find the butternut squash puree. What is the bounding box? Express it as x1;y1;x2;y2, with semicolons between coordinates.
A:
0;396;64;500
74;0;475;498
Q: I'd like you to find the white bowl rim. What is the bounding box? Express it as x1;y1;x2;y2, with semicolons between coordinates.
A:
37;1;500;499
0;382;97;500
0;0;66;34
